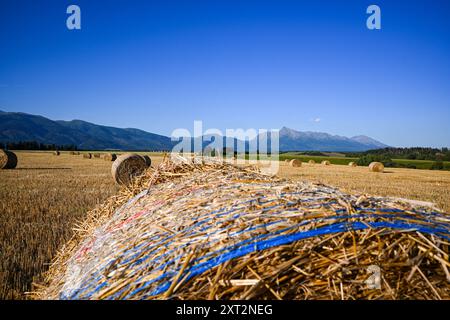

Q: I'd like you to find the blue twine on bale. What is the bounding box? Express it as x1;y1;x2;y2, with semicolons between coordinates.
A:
59;186;450;299
136;218;450;299
61;206;450;300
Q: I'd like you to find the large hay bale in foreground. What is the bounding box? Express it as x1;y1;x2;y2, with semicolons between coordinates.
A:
369;162;384;172
103;153;117;162
39;157;450;300
289;159;302;167
111;153;148;185
321;160;330;166
142;155;152;168
0;150;18;169
83;153;92;159
348;162;357;167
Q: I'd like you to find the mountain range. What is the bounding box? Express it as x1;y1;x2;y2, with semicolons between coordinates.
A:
0;110;388;152
278;127;387;151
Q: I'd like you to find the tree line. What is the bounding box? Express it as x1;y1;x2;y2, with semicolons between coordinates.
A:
346;147;450;161
1;141;78;151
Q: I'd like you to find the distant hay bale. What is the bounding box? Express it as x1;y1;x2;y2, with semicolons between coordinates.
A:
69;151;75;155
284;159;289;163
369;162;384;172
53;151;60;156
289;159;302;167
321;160;331;166
348;162;357;167
142;155;152;168
93;153;101;158
83;153;92;159
308;160;315;164
103;153;117;162
112;153;148;185
0;150;18;169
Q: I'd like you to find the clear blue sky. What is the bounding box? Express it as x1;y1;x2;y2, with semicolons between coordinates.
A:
1;0;449;147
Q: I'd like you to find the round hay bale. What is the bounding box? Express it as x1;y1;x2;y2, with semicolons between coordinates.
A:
0;150;18;169
53;151;60;156
308;160;315;164
369;162;384;172
321;160;331;166
142;155;152;168
348;162;357;167
104;153;117;162
93;153;101;158
40;159;450;300
83;153;92;159
112;153;147;185
289;159;302;167
284;159;289;163
69;151;75;155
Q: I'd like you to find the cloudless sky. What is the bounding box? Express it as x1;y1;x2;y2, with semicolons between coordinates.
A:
0;0;449;147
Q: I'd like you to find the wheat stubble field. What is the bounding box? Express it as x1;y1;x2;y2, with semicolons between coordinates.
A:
1;151;450;299
277;161;450;213
0;151;162;299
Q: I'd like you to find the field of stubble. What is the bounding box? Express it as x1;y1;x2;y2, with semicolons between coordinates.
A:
277;161;450;213
1;151;449;299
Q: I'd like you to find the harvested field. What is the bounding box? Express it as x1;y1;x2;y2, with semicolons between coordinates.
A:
277;161;450;213
0;151;162;299
39;156;450;300
1;152;450;299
